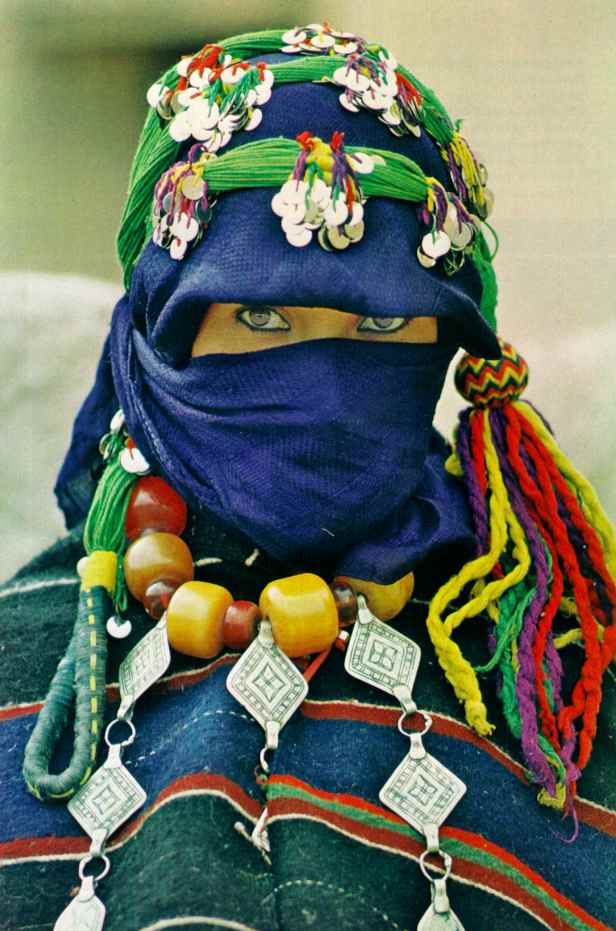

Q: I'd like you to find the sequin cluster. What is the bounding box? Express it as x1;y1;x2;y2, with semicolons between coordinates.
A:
280;22;496;224
418;183;479;273
440;133;494;221
281;22;363;55
147;44;274;151
282;24;423;139
271;131;379;250
333;49;422;138
151;146;218;259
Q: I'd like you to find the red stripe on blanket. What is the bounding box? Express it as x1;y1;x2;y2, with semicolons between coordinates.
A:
0;772;261;861
269;784;610;931
0;655;238;719
298;700;616;838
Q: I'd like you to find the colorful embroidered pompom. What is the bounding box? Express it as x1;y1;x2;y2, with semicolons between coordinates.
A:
147;43;273;151
271;131;379;250
454;340;529;407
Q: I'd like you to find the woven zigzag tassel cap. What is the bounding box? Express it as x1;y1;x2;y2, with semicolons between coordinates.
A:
427;340;616;812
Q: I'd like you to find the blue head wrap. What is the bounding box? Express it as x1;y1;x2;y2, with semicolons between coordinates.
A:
56;29;500;581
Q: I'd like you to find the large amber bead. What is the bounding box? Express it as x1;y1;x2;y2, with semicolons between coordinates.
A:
125;476;187;541
332;572;414;621
166;581;234;658
259;573;339;658
123;532;193;603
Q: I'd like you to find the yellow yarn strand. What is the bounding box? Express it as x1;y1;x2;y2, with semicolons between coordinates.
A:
514;401;616;579
426;412;533;734
554;622;605;650
440;132;485;211
423;415;492;733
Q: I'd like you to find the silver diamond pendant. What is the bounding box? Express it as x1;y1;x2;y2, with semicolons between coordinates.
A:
226;619;308;750
117;616;171;719
379;752;466;851
344;595;420;711
68;745;147;849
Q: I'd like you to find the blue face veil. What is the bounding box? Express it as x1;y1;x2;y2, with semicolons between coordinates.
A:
107;293;474;582
55;48;500;583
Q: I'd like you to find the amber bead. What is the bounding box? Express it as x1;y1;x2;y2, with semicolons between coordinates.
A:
223;600;261;650
259;573;339;658
166;581;234;658
124;532;193;603
125;476;187;541
143;579;178;620
331;583;358;627
332;572;414;621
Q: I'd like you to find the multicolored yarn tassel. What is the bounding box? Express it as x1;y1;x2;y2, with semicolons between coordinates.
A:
427;340;616;809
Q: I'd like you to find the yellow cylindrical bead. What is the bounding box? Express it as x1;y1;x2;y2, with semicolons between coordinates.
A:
333;572;415;621
259;573;339;658
166;581;234;658
123;532;193;603
81;550;117;595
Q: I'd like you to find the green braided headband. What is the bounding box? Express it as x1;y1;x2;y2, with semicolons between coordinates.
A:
117;24;497;328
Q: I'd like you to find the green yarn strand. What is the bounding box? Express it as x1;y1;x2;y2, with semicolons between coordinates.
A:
198;138;429;203
471;230;498;333
221;29;286;58
118;136;433;288
83;449;137;555
22;585;110;801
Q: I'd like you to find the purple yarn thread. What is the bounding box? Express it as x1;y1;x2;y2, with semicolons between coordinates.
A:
456;409;490;555
490;410;561;794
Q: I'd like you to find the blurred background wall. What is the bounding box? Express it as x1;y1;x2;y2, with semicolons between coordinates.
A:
1;0;615;581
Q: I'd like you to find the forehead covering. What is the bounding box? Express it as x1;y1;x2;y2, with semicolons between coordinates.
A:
122;45;500;365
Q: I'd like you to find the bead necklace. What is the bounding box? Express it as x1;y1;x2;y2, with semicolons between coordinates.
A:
23;411;468;931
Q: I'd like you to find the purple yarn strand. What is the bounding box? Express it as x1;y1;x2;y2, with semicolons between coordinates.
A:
490;410;559;793
456;409;489;555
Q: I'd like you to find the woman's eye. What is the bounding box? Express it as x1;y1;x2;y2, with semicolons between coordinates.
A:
236;306;291;331
357;316;407;333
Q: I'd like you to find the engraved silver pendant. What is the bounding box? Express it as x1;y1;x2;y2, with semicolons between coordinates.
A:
379;751;466;851
54;869;108;931
344;595;420;711
226;619;308;751
54;892;105;931
117;616;171;719
417;905;466;930
417;877;466;930
68;743;147;851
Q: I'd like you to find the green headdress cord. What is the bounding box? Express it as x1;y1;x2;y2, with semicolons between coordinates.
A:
22;429;138;800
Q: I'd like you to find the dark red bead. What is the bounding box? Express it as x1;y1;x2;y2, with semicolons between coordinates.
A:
222;600;261;651
125;476;187;541
143;579;179;620
330;582;358;627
